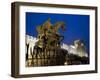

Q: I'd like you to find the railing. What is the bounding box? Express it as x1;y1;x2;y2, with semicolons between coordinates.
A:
26;48;89;67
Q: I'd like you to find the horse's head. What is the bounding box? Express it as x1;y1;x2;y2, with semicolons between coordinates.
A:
54;21;66;32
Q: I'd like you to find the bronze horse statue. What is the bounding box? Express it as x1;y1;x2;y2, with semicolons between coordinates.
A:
36;18;66;48
33;18;66;58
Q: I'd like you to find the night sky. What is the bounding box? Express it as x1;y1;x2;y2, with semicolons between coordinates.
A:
26;12;90;53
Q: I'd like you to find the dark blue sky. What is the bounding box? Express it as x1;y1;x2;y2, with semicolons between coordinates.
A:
26;12;90;52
